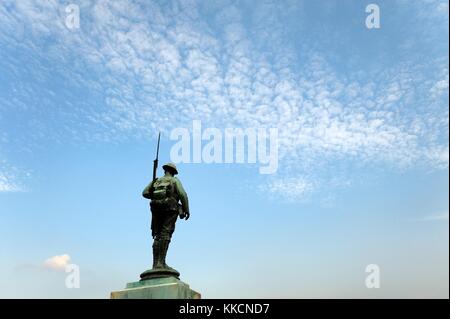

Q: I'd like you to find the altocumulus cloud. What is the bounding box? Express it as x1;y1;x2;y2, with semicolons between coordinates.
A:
0;0;448;200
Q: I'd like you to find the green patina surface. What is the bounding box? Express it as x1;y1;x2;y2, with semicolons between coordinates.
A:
110;277;201;299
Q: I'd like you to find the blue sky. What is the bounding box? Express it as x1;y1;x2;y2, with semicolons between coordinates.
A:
0;0;448;298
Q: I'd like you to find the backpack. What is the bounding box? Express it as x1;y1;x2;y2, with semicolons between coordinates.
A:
150;177;178;211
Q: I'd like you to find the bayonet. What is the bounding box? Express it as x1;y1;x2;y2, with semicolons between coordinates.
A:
152;132;161;181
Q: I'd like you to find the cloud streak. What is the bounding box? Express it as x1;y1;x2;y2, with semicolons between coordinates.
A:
411;212;449;222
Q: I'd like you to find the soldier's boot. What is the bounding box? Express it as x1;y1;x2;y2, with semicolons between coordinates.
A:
159;239;175;270
152;239;162;269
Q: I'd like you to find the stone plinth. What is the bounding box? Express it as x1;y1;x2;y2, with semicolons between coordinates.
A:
110;276;201;299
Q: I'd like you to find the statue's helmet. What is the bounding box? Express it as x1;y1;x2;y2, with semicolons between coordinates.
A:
162;162;178;175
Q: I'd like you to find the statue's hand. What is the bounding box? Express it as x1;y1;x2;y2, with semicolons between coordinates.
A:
178;211;190;220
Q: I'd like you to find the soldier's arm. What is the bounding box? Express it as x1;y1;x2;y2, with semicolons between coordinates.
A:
174;178;189;213
142;180;155;199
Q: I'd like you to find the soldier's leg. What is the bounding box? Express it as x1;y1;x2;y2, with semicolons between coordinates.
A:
158;210;179;269
152;239;161;268
151;211;163;269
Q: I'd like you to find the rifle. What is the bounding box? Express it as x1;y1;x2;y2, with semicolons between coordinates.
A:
152;132;161;182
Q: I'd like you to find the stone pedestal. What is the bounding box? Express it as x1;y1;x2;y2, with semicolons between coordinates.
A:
110;276;201;299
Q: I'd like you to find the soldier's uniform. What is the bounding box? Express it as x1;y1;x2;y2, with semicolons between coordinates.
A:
142;163;189;269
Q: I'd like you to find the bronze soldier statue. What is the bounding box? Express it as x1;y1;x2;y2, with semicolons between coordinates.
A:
141;162;190;279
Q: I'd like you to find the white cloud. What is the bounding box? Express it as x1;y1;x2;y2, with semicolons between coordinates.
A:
43;254;71;271
260;177;315;202
0;160;24;192
0;172;18;192
430;76;449;98
425;145;449;169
